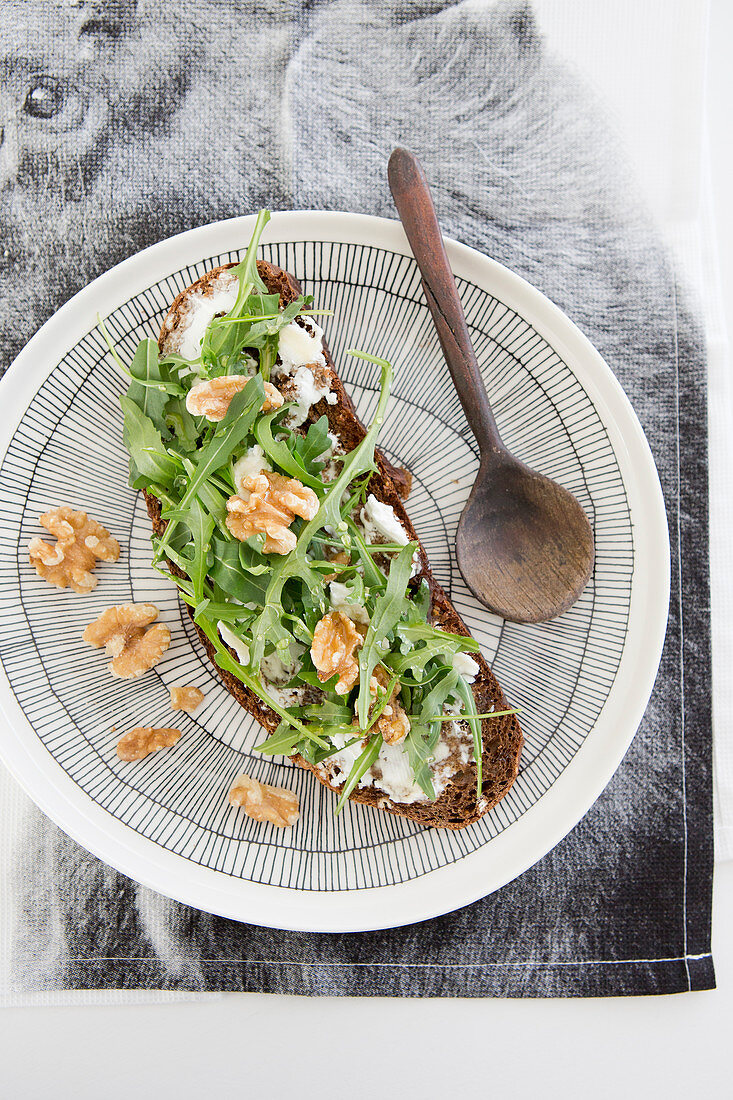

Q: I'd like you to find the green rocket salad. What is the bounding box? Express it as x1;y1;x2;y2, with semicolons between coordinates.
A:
108;211;510;811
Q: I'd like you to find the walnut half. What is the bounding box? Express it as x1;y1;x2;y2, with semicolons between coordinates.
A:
185;375;283;421
228;773;300;827
28;506;119;594
83;603;171;679
226;472;319;554
311;610;363;695
117;727;181;761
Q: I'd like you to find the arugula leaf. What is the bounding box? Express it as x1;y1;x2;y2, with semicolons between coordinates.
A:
120;396;178;489
385;623;479;681
296;732;363;766
356;543;416;728
346;521;387;589
209;537;268;606
334;733;383;815
404;721;439;800
396;622;479;653
165;395;201;452
243;294;311;346
404;578;432;624
178;498;214;610
199;212;275;375
255;722;301;757
125;339;170;430
292;415;331;474
450;672;483;797
326;571;366;608
231;210;270;302
253;408;325;491
178;594;254;625
238;541;271;576
295;702;354;724
424;708;519;721
250;602;299;665
405;670;464;799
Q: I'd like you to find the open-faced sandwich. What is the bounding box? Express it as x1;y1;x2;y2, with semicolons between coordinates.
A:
111;211;522;828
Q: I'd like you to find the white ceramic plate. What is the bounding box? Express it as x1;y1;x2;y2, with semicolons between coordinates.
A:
0;212;669;932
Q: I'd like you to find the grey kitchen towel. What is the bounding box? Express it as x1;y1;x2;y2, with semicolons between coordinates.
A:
0;0;714;997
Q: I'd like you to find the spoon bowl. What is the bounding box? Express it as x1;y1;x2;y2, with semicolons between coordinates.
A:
388;147;594;622
456;452;594;623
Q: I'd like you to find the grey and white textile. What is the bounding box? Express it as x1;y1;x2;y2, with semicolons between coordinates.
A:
0;0;722;999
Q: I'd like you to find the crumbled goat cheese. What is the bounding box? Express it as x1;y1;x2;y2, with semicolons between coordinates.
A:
272;319;336;427
329;581;370;625
360;494;410;545
320;459;341;483
321;702;477;806
359;494;420;577
454;727;474;763
433;740;451;764
276;318;326;371
318;431;343;482
286;365;336;427
233;444;271;495
452;652;480;684
259;644;307;707
260;643;304;685
263;683;306;707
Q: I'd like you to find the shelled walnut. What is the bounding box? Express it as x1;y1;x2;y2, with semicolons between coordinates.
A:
28;506;119;593
116;726;181;761
185;375;283;421
226;472;318;554
228;773;300;827
311;609;363;695
170;685;205;712
83;603;170;679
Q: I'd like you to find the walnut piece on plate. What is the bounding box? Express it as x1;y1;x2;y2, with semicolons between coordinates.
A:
83;603;171;679
228;772;300;827
226;471;318;554
311;609;363;695
117;727;181;762
28;505;119;594
170;684;205;712
185;375;283;421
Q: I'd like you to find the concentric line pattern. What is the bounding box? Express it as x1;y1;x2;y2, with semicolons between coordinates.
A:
0;242;632;890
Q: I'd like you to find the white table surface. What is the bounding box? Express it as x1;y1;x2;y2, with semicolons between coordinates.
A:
2;2;732;1096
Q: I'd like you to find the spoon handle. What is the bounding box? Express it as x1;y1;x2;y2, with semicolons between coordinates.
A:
388;147;504;456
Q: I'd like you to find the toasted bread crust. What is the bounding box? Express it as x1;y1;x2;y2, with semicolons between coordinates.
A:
148;259;522;828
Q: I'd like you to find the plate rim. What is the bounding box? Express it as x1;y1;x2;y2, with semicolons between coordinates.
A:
0;211;670;932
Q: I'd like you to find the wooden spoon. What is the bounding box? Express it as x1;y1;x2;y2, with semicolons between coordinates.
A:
388;147;594;623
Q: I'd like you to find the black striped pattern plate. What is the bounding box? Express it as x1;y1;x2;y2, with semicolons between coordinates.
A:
0;213;669;931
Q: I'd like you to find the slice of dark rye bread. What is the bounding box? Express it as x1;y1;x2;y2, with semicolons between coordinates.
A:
145;259;522;829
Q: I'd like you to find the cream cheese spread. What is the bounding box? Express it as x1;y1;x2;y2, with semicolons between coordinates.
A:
172;272;239;362
217;621;250;665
